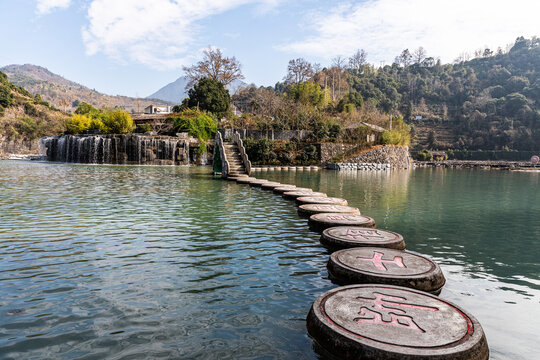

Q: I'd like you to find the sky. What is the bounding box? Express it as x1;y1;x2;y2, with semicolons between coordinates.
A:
0;0;538;98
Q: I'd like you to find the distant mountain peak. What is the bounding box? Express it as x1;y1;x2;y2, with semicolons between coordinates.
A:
148;76;246;104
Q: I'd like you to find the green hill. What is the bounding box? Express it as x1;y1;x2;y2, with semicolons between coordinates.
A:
346;36;539;151
0;70;68;141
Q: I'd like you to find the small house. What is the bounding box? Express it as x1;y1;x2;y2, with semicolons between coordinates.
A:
144;105;172;114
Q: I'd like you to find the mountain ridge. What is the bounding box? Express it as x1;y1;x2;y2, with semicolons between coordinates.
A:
1;64;172;113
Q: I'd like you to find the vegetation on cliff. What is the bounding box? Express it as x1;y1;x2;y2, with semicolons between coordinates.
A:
0;70;68;140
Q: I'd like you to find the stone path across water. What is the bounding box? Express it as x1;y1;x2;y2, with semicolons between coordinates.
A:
308;214;376;232
223;172;488;359
307;285;489;360
327;247;446;294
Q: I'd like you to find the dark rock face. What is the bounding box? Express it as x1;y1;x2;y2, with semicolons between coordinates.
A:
41;134;207;165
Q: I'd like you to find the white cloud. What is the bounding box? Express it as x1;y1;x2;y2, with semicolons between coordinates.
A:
81;0;281;70
36;0;71;14
278;0;540;64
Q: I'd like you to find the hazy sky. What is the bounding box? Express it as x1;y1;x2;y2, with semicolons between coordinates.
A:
0;0;538;97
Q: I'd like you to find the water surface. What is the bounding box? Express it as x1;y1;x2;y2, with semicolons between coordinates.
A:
0;162;538;359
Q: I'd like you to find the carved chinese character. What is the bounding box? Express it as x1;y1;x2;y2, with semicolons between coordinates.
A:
354;292;439;333
356;251;405;271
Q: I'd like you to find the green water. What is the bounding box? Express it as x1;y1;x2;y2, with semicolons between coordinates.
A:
0;162;538;359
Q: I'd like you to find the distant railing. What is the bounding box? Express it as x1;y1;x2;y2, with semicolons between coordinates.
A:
232;131;251;175
215;132;229;178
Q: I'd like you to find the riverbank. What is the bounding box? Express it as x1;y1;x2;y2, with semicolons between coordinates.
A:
414;160;539;170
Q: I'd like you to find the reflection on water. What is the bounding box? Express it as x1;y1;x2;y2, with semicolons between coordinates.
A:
1;162;538;359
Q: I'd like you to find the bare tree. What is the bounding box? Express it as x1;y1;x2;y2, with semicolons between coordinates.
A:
412;47;427;64
284;58;314;84
183;47;244;89
332;56;346;99
394;49;412;67
454;52;470;63
348;49;368;71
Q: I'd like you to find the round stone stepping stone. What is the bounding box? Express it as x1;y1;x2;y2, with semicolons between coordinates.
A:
283;191;325;200
298;204;360;217
248;179;269;187
273;185;297;194
236;177;257;184
328;247;446;294
260;182;282;190
320;226;405;250
296;196;348;206
307;284;489;360
309;214;376;232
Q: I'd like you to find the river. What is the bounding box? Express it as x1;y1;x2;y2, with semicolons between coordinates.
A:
0;161;538;359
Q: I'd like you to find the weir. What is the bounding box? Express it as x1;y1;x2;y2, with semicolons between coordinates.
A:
41;134;209;165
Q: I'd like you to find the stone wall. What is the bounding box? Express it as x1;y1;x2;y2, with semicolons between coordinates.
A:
0;137;41;159
317;143;361;162
331;145;412;169
220;129;313;141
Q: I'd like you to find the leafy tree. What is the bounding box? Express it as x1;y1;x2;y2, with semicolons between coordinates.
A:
183;47;244;89
287;82;327;106
185;78;230;118
75;102;98;115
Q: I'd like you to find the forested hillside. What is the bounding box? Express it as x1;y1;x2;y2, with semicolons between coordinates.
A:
0;70;68;140
233;36;539;151
349;36;539;151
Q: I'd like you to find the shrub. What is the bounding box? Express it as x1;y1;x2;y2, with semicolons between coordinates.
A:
243;137;274;163
0;86;13;108
102;109;134;134
172;109;217;153
136;123;153;133
381;117;410;146
66;114;92;134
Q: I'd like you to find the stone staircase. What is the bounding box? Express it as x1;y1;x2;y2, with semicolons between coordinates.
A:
223;142;249;177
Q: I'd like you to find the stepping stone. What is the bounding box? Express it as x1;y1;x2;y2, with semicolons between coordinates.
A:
283;191;325;200
320;226;405;250
296;196;348;206
307;285;489;360
273;185;297;194
226;176;244;181
248;179;270;187
327;247;446;294
309;214;376;232
298;204;360;217
260;182;282;190
236;177;257;184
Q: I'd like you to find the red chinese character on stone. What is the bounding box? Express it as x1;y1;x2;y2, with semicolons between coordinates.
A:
356;251;405;271
354;292;439;333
